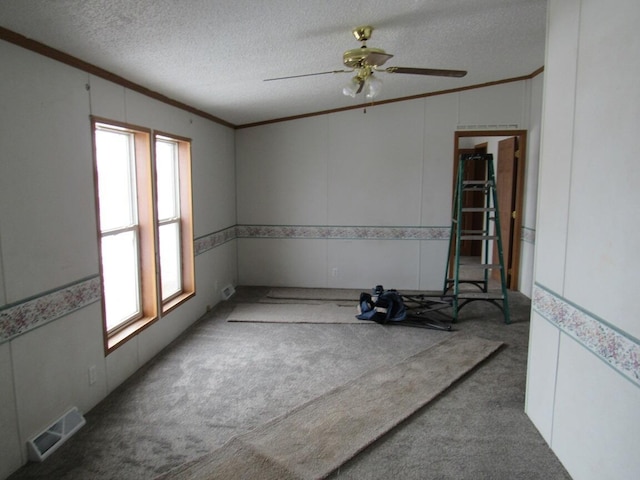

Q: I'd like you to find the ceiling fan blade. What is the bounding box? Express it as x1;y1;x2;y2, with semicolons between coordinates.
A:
385;67;467;78
264;70;350;81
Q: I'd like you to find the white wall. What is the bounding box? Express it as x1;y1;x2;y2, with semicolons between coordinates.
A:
236;79;541;293
526;1;640;478
0;41;237;479
520;73;543;297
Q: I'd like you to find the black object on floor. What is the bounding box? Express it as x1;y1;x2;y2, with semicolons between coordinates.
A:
357;285;455;331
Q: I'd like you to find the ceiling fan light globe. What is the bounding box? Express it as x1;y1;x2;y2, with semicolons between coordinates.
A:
342;77;360;98
364;75;382;100
342;86;357;98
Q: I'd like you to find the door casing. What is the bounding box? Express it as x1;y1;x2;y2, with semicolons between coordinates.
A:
452;130;527;290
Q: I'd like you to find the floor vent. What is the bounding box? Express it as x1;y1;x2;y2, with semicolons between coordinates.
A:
27;407;86;462
221;284;236;300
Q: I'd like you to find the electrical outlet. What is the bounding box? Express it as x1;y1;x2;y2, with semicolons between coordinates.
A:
331;267;338;277
88;365;97;385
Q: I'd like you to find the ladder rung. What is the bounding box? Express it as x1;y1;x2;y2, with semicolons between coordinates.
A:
462;187;489;193
462;180;492;185
460;235;497;240
458;292;505;300
459;263;502;270
462;207;496;212
462;181;493;191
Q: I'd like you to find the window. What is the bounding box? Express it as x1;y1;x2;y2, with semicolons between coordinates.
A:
154;132;195;310
92;118;194;352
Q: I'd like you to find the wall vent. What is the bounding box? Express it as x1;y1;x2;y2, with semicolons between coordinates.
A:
221;284;236;300
27;407;86;462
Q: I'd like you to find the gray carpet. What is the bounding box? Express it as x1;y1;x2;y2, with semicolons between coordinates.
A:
227;302;369;324
258;288;362;306
157;335;502;479
264;288;364;301
7;286;571;480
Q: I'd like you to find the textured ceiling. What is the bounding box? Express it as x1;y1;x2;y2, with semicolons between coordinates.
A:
0;0;547;127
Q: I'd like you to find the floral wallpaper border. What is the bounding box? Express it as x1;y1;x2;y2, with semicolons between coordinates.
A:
0;275;102;344
532;284;640;387
195;224;534;250
235;224;451;240
194;226;237;255
194;225;451;255
2;224;450;343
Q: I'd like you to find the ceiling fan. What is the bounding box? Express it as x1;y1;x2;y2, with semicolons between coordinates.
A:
264;25;467;100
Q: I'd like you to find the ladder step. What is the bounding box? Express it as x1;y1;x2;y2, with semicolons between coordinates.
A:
460;235;497;240
462;155;492;162
458;292;505;300
462;180;493;185
462;181;494;191
459;263;502;270
462;207;496;212
445;278;486;283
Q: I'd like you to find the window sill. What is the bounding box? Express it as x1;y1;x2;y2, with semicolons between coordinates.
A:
104;290;195;354
162;290;195;316
106;315;158;354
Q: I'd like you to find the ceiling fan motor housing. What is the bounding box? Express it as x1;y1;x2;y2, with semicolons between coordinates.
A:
343;47;390;68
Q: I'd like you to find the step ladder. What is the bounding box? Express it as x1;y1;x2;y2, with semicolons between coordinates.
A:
443;153;510;323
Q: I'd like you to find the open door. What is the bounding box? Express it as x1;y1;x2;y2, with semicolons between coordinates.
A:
492;137;519;285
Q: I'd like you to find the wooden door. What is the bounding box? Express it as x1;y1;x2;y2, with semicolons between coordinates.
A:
492;137;518;285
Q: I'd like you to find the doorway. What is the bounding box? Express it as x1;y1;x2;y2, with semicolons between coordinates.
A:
452;131;526;290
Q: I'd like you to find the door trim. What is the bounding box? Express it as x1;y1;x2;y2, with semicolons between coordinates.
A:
453;130;527;291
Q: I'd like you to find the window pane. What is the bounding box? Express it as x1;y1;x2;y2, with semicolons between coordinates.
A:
159;222;181;300
101;231;140;330
95;129;136;231
155;140;178;220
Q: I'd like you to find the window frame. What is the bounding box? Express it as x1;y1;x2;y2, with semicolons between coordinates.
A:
153;131;195;315
95;127;142;330
91;117;195;354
